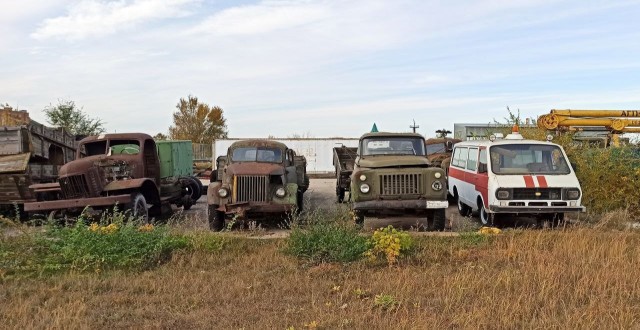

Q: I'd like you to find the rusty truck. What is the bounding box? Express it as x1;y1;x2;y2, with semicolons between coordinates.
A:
207;139;309;230
24;133;202;221
333;145;357;203
0;107;77;215
350;132;449;231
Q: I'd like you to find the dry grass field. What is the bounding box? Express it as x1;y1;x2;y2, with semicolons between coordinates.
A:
2;215;640;329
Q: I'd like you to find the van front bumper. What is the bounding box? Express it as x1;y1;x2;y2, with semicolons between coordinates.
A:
489;206;586;213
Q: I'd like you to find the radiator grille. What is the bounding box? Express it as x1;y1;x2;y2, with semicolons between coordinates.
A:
236;175;269;202
380;174;422;195
513;188;561;200
59;175;89;199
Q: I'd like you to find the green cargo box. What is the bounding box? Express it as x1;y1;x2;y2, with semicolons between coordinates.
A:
155;140;193;179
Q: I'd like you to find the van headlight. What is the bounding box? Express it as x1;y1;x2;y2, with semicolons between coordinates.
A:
566;188;580;200
496;189;510;200
360;183;370;193
431;181;443;191
275;187;287;198
218;188;229;198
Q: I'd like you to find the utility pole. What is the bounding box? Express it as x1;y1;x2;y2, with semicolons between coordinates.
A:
410;119;419;133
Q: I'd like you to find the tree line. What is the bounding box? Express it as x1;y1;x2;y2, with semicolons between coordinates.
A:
7;95;228;143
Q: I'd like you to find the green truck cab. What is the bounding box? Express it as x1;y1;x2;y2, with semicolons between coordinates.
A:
351;132;449;230
207;139;309;230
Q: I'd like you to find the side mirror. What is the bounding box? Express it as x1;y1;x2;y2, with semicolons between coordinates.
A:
478;163;487;173
445;141;454;152
570;162;578;172
210;170;218;182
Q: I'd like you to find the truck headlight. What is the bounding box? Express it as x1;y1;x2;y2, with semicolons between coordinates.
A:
359;174;367;181
360;183;370;193
431;181;442;191
218;188;229;198
496;189;510;200
566;188;580;200
275;187;286;198
434;172;442;179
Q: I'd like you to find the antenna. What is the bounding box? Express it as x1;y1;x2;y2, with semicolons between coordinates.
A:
410;119;419;133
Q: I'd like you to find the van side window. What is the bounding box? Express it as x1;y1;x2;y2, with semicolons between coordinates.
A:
467;148;478;171
453;147;468;168
479;148;487;167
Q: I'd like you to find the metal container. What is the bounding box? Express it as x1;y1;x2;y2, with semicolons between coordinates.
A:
156;140;193;178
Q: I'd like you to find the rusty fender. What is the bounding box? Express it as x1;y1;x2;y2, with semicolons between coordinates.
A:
103;178;156;192
24;195;132;212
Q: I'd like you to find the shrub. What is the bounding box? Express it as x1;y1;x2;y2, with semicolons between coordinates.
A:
285;221;367;264
364;226;414;265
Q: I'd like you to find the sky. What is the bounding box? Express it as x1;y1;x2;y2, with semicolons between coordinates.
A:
1;0;640;139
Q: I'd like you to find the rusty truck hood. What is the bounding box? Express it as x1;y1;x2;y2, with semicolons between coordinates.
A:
59;155;136;177
226;162;285;176
357;156;430;169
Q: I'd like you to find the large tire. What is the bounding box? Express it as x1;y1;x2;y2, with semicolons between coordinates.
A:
479;202;494;227
208;204;225;231
186;176;202;203
296;191;304;214
354;210;364;227
457;195;472;217
128;193;149;223
336;185;345;203
431;208;446;231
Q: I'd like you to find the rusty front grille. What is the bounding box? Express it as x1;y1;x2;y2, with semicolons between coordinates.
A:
235;175;269;203
59;175;89;199
380;174;422;196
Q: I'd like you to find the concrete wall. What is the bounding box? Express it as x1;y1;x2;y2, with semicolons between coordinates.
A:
213;138;359;174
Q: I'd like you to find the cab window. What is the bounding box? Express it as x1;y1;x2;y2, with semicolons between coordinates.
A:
467;148;478;171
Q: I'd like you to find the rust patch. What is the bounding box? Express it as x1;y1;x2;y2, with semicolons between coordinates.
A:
226;163;284;176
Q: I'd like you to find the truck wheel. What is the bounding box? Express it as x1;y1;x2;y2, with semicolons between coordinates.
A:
296;191;304;214
129;193;149;223
457;197;472;217
479;203;494;227
432;209;446;231
354;210;364;227
185;177;202;203
549;213;565;228
336;185;345;203
208;204;225;231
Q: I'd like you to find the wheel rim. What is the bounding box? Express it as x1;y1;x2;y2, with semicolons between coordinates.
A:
480;206;489;225
134;199;148;221
457;199;465;212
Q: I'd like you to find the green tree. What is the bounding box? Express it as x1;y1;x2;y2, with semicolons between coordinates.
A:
43;99;105;136
168;95;227;143
153;133;168;141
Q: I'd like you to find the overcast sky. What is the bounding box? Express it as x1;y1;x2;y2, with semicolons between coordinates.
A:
2;0;640;138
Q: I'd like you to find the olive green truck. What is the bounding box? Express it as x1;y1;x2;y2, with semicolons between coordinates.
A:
350;132;449;230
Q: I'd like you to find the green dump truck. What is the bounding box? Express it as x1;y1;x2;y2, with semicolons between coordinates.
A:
24;133;202;221
350;132;449;231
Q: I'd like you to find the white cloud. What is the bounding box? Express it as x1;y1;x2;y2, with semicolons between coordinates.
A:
192;0;328;36
31;0;199;40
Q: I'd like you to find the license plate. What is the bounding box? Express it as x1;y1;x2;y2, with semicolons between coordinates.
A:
426;201;448;209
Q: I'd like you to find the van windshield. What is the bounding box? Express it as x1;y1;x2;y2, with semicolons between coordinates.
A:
490;144;570;175
362;137;425;156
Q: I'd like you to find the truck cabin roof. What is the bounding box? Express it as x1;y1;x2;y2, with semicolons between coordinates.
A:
359;132;425;140
230;139;288;150
79;133;154;144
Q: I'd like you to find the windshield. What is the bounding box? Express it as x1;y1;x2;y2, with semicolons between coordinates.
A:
426;143;446;155
231;147;283;163
81;140;140;157
361;137;426;156
490;144;570;175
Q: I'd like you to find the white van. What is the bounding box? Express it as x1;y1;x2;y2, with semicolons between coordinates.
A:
447;127;585;226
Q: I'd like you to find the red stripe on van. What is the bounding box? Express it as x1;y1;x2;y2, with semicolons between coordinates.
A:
536;176;548;188
523;176;535;188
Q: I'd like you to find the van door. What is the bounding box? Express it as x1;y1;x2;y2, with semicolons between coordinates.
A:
475;147;489;210
465;148;479;209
